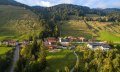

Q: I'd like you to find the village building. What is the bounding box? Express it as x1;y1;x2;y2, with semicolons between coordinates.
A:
44;37;58;49
59;38;70;46
78;37;85;42
1;40;16;46
87;42;111;50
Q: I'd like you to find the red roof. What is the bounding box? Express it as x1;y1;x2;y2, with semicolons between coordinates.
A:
46;37;57;42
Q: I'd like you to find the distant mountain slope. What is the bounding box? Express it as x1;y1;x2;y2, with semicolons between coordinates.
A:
0;5;43;39
33;4;92;20
0;0;29;8
33;4;120;20
0;0;45;40
0;0;17;4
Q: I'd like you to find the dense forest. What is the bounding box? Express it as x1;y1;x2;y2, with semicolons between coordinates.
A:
33;4;120;21
73;45;120;72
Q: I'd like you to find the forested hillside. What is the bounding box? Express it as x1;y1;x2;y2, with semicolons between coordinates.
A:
33;4;120;21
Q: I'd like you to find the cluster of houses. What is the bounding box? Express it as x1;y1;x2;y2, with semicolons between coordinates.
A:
0;37;111;51
44;36;86;49
0;39;30;47
43;37;111;50
0;40;16;46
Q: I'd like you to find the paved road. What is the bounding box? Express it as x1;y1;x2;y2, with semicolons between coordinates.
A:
70;51;79;72
10;44;20;72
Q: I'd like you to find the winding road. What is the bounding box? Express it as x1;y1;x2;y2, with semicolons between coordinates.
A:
70;51;79;72
10;43;20;72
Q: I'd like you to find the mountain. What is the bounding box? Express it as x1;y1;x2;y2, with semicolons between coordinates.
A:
0;1;120;41
0;0;44;40
32;4;92;20
0;0;17;4
33;4;120;19
104;8;120;13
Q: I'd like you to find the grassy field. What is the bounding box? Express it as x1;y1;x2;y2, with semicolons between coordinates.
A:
87;21;120;42
46;50;76;72
98;31;120;42
59;20;92;39
0;47;12;55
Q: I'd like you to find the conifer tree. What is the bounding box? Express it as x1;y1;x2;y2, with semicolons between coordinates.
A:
38;41;47;71
65;66;70;72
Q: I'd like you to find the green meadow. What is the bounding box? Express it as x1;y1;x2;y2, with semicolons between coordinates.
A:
46;50;76;72
0;47;12;55
59;20;92;39
98;31;120;42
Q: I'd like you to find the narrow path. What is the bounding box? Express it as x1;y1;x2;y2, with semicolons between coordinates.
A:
70;51;79;72
10;44;20;72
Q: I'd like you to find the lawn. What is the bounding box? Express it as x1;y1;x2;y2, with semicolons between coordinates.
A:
0;47;12;55
46;50;76;72
98;31;120;42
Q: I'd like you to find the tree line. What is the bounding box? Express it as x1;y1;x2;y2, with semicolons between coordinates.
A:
0;49;14;72
14;38;47;72
63;45;120;72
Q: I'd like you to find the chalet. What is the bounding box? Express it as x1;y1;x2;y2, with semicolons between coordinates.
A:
87;42;110;50
67;36;74;41
78;37;85;42
59;38;70;46
44;37;58;49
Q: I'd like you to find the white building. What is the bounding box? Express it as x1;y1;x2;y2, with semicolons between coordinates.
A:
59;38;70;46
87;42;110;51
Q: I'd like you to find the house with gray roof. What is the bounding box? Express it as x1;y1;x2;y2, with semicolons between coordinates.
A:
87;42;111;50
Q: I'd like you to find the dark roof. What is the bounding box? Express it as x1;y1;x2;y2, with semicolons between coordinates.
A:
89;43;102;46
102;44;111;48
61;39;70;42
89;43;110;48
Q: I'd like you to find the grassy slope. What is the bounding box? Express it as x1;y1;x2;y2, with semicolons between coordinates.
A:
0;47;12;55
0;5;43;40
59;20;92;39
87;21;120;42
59;20;120;42
99;31;120;42
46;50;76;72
